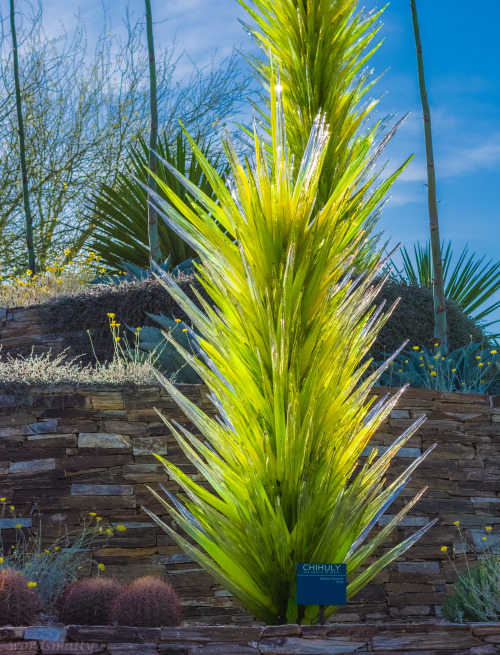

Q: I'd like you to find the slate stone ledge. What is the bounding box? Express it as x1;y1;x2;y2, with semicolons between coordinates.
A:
1;624;500;654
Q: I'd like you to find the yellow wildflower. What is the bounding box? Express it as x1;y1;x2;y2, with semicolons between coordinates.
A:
174;318;181;322
430;371;437;377
98;563;105;571
491;350;498;354
44;549;50;553
96;517;102;521
182;328;188;332
412;346;419;350
476;356;481;360
0;498;6;502
27;582;37;588
115;337;120;341
441;546;448;552
64;249;70;256
451;369;456;372
89;512;97;517
478;363;484;366
15;524;21;529
0;557;3;563
482;537;487;541
116;525;127;532
453;521;460;526
26;269;32;276
486;526;492;531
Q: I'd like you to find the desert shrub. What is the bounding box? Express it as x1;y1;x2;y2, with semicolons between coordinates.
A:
111;576;181;627
0;569;41;626
0;504;111;611
0;348;157;392
372;281;487;357
37;275;209;366
442;524;500;622
59;578;123;625
0;252;110;308
375;342;500;394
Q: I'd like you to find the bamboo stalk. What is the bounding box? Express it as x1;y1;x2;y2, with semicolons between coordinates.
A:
145;0;161;264
410;0;447;351
10;0;36;274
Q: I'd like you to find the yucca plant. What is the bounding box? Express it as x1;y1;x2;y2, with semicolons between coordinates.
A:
391;241;500;340
141;78;435;625
87;130;225;271
238;0;405;267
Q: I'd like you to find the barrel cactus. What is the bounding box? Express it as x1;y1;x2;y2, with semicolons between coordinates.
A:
58;577;123;625
0;569;41;626
111;576;181;627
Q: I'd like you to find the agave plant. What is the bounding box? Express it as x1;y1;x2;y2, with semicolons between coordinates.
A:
238;0;405;267
140;78;435;625
87;130;225;271
391;241;500;339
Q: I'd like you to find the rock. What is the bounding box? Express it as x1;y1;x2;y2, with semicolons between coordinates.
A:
259;637;367;654
24;627;67;642
0;517;32;529
71;484;134;496
10;458;56;474
133;436;169;456
78;433;132;449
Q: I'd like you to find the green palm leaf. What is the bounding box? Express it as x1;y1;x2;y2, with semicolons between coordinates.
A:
142;76;434;625
391;241;500;338
87;131;226;271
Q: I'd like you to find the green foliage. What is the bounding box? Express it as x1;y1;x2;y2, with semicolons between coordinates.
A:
391;241;500;338
0;507;109;611
372;281;487;357
0;569;40;626
442;556;500;622
142;81;434;625
442;524;500;623
375;342;500;394
239;0;404;265
130;315;200;384
111;576;181;627
88;130;225;272
59;578;123;626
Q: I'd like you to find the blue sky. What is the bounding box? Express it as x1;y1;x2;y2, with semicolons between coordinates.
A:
40;0;500;325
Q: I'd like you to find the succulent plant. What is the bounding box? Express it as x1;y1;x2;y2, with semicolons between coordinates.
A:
128;313;200;383
0;569;41;626
58;577;123;626
111;576;181;627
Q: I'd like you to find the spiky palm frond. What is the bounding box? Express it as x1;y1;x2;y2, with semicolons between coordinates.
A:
391;241;500;338
238;0;404;266
87;131;225;271
140;79;434;625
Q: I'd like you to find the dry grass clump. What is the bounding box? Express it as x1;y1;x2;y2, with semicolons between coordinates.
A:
0;348;157;391
0;251;114;308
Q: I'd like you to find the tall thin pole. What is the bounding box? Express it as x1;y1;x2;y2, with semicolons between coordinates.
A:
10;0;36;274
410;0;447;351
145;0;161;264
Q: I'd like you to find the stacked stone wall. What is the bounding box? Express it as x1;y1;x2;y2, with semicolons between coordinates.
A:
1;384;499;624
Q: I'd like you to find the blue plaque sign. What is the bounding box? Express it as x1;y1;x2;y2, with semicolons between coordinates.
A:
297;563;347;606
